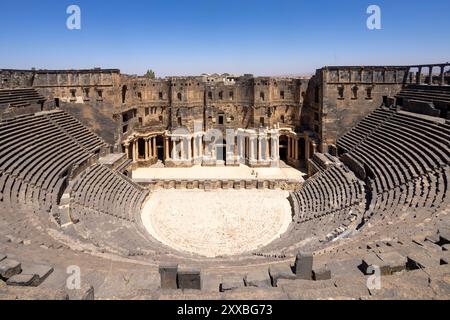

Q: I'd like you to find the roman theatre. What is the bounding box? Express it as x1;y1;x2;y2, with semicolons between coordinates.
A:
0;64;449;299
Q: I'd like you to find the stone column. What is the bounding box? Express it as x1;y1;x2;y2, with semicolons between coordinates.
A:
172;139;177;160
144;138;149;160
239;135;245;160
312;142;317;154
258;136;262;161
416;67;422;84
441;66;445;86
294;138;298;160
187;137;192;160
124;143;130;159
265;137;270;160
276;136;280;160
165;136;170;160
249;137;255;160
271;138;276;161
180;138;185;160
193;136;197;160
132;141;136;162
288;137;294;159
428;66;433;85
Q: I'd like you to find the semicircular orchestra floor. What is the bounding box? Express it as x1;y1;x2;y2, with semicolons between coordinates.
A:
140;189;292;257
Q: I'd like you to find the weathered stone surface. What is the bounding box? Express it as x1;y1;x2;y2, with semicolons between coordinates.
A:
268;264;296;287
407;251;441;270
21;265;54;286
244;270;271;288
360;253;390;275
220;276;244;292
438;228;450;245
177;268;201;290
159;263;178;289
378;252;407;274
0;259;22;280
312;266;331;281
0;254;6;262
66;284;95;300
6;274;39;287
294;252;313;279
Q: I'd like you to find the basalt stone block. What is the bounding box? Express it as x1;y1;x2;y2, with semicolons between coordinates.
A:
6;274;39;287
360;253;390;275
294;252;313;280
441;252;449;265
21;265;54;286
220;276;244;292
244;270;271;288
245;180;254;189
378;252;407;274
312;266;331;281
269;264;297;287
222;181;232;190
438;229;450;245
0;259;22;280
66;284;95;300
177;268;201;290
407;251;441;270
204;181;212;191
186;181;194;189
159;263;178;289
425;234;440;244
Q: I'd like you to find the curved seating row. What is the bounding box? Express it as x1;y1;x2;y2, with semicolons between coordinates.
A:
69;163;148;222
0;88;45;108
290;164;364;223
0;111;101;213
45;110;107;153
336;106;450;221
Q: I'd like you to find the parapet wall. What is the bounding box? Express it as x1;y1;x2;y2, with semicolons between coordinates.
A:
135;178;302;191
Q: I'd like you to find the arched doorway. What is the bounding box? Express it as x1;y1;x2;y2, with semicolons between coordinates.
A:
279;135;288;161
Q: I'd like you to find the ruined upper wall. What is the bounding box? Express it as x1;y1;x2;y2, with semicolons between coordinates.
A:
0;70;35;88
302;66;409;153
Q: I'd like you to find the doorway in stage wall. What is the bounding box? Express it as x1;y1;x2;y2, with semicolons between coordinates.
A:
137;138;145;160
156;136;164;161
279;135;288;161
216;138;226;165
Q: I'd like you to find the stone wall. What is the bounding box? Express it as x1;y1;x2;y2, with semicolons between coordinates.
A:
135;178;302;191
0;68;121;145
0;70;34;88
302;66;407;153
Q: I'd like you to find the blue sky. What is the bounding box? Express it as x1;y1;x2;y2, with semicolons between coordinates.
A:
0;0;449;76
